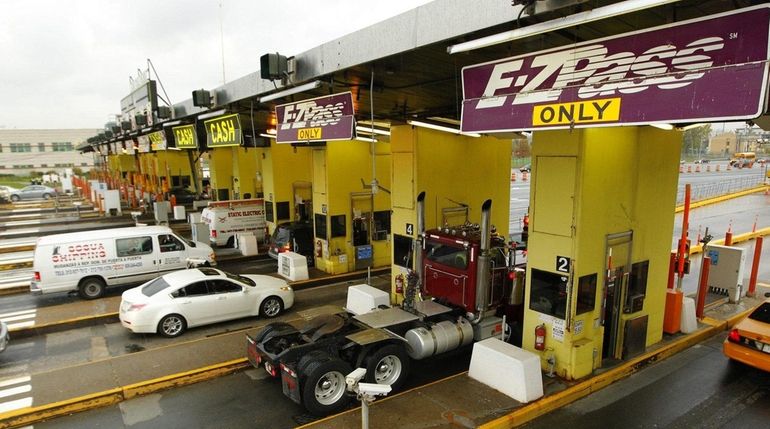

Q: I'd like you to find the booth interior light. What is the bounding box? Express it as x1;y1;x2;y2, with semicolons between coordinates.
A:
356;125;391;136
649;123;675;130
408;120;481;138
355;136;377;143
259;80;322;103
197;109;227;121
259;133;276;139
447;0;683;54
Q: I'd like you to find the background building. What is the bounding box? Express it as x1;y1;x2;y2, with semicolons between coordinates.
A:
0;129;99;175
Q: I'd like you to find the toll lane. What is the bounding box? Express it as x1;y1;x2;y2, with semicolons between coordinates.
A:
522;333;770;429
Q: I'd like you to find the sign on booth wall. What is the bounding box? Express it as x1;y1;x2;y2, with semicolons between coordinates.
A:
275;92;354;144
137;135;151;153
461;6;770;133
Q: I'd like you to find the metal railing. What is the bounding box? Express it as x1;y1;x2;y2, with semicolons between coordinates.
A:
676;173;766;204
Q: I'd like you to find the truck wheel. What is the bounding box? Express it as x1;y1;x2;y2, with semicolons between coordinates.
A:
78;277;106;299
158;314;187;337
302;358;352;416
260;296;284;318
365;343;410;391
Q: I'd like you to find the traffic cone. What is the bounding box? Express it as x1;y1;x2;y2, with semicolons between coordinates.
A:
511;172;516;182
522;171;528;181
687;165;692;173
695;165;701;173
716;164;721;172
679;165;684;173
727;163;732;171
706;165;711;172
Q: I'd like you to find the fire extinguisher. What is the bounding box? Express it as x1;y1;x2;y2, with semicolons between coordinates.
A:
534;324;546;351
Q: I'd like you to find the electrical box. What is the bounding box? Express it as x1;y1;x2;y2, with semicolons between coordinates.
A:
705;244;747;303
192;89;211;107
260;53;288;80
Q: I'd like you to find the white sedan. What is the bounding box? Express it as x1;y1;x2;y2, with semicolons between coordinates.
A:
119;268;294;337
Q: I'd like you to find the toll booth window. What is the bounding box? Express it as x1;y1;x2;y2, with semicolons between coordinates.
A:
265;201;274;223
373;210;391;241
331;215;346;238
628;261;649;298
116;236;153;257
576;273;597;315
425;242;468;270
315;214;328;240
276;201;290;221
529;268;568;319
393;234;413;269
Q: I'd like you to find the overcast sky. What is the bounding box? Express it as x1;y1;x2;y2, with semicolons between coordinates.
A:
0;0;432;130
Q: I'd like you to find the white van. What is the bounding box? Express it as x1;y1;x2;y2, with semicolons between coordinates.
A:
200;199;266;247
31;226;216;299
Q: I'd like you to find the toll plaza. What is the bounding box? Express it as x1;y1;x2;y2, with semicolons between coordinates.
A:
38;0;770;427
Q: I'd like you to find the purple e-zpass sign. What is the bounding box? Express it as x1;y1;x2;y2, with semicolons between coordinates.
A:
275;92;355;144
461;6;770;133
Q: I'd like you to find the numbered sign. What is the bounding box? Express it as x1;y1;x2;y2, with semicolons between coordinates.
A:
406;223;414;236
556;256;571;273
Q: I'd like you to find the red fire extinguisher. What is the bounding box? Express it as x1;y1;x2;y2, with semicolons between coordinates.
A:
534;324;546;351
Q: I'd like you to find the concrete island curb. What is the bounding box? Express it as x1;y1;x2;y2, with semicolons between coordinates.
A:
478;308;755;429
674;185;768;213
0;358;249;429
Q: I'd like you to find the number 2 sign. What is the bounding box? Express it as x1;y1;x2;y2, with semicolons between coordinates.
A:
556;256;571;273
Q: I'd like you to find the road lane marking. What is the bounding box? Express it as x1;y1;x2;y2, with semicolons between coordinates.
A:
0;397;33;413
0;376;30;388
0;385;31;399
0;309;36;319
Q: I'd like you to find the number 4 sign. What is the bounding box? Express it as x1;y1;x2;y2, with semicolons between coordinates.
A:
556;256;571;273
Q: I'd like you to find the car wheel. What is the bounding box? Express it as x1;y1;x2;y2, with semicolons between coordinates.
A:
78;277;105;299
158;314;187;337
365;343;410;391
301;358;352;416
42;193;51;200
10;195;19;202
260;296;284;318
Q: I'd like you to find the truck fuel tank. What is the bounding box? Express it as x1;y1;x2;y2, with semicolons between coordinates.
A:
405;319;473;360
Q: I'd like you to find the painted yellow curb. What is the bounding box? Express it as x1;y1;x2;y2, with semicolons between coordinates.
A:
680;227;770;255
0;358;249;428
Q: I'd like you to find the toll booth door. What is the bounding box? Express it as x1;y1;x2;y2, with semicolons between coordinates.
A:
601;232;632;361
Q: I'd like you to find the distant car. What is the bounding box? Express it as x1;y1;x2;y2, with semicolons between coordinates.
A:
169;187;198;205
9;185;57;201
757;158;768;165
119;268;294;337
0;186;19;203
519;164;531;173
694;159;710;164
723;298;770;372
268;221;315;267
0;321;8;353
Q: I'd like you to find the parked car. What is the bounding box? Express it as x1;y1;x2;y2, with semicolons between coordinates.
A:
268;221;315;267
0;186;19;203
723;298;770;372
9;185;57;201
519;164;531;173
119;267;294;337
0;321;8;353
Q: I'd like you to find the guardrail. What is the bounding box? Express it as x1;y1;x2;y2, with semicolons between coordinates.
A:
676;173;765;204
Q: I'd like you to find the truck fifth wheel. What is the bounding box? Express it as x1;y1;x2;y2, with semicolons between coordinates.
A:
245;192;526;416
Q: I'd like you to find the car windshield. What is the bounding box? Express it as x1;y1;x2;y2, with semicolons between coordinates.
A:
142;277;171;297
224;271;255;286
748;303;770;324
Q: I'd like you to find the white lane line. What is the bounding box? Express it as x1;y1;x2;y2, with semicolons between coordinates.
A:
0;376;30;388
0;385;31;399
0;397;33;413
7;321;34;330
2;313;36;323
0;309;36;319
